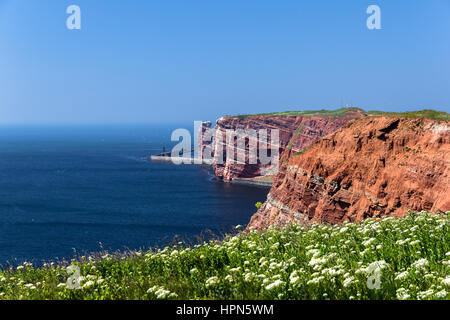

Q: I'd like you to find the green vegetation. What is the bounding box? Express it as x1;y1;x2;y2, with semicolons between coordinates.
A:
228;107;365;120
286;125;305;151
255;202;263;210
293;150;305;157
252;176;274;183
367;109;449;121
0;211;448;300
227;108;449;121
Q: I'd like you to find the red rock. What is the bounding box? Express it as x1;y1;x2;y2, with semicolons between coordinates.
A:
248;116;450;229
211;109;366;181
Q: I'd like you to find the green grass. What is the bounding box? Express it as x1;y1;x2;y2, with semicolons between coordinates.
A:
226;108;449;121
251;176;274;183
293;150;305;157
367;109;449;121
0;211;449;300
227;107;365;120
286;125;305;151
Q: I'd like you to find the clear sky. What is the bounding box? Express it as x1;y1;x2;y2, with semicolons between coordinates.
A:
0;0;449;124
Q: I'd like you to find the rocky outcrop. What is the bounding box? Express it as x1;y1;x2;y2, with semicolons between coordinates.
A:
211;108;366;181
248;116;450;229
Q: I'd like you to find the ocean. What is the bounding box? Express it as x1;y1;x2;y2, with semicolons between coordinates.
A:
0;124;269;265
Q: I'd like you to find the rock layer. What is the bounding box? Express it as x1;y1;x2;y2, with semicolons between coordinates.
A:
211;109;366;181
248;116;450;229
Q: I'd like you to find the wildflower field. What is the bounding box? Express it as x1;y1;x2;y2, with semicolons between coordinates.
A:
0;211;449;300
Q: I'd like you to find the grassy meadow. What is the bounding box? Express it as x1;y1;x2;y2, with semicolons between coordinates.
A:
227;107;364;120
227;108;449;121
0;211;448;300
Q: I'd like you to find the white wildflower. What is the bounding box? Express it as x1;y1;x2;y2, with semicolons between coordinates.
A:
395;271;409;281
265;280;284;291
396;288;410;300
417;289;434;300
308;257;328;267
155;288;171;299
343;276;357;287
24;283;36;290
190;268;198;274
362;238;376;247
412;258;428;270
82;280;95;289
205;276;220;288
442;277;450;287
434;290;447;299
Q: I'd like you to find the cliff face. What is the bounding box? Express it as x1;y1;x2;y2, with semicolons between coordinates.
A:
212;109;366;181
198;121;213;159
248;116;450;229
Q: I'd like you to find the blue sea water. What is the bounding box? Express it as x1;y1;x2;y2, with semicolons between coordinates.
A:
0;124;269;265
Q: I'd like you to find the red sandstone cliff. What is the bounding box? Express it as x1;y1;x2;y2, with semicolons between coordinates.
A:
248;116;450;229
211;109;366;181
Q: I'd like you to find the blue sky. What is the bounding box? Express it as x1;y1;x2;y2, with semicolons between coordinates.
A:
0;0;449;124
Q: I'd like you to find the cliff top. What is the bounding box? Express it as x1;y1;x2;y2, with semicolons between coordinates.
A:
225;107;364;120
225;108;449;121
367;109;449;121
251;115;449;229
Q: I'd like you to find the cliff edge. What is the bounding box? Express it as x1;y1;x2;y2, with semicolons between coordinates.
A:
248;115;450;229
212;108;366;181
